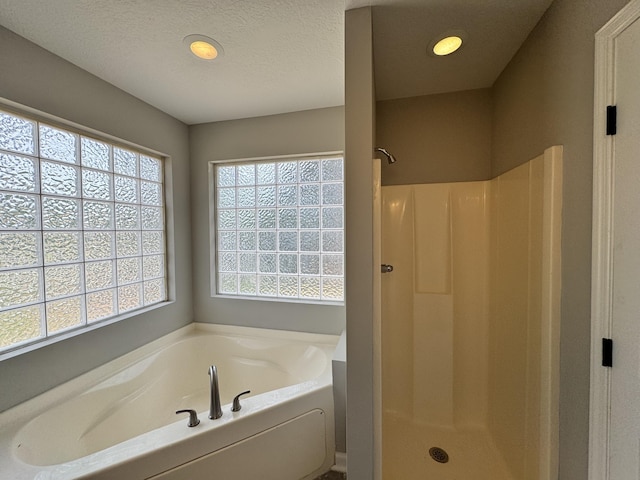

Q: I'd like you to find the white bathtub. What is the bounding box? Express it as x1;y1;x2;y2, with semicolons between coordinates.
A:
0;323;338;479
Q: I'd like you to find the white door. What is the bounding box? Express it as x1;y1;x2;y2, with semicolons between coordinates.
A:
611;15;640;479
591;2;640;479
609;13;640;480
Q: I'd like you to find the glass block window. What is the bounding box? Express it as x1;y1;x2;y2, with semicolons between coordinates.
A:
0;109;167;353
214;156;344;302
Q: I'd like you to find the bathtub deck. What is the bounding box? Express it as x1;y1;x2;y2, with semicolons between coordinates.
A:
383;412;513;480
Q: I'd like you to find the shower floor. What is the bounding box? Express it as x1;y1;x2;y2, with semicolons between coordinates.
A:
383;412;514;480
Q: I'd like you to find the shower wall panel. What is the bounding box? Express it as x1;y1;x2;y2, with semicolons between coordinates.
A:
381;186;415;418
381;146;561;480
381;181;489;428
451;182;491;427
488;149;562;480
488;159;532;478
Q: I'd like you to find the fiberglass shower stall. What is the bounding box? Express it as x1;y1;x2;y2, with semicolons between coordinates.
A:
376;146;562;480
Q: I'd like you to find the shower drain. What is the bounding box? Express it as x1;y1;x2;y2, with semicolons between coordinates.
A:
428;447;449;464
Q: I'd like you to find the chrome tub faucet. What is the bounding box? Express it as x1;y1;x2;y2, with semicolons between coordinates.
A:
208;365;223;419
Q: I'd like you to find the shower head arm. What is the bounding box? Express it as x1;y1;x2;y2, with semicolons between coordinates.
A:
374;147;397;164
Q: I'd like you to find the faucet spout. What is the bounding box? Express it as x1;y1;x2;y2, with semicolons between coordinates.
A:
208;365;223;420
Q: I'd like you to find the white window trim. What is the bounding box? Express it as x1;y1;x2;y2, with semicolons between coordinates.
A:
0;98;175;361
208;151;345;305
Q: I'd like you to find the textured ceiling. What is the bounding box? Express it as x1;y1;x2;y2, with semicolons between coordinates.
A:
0;0;553;125
0;0;345;125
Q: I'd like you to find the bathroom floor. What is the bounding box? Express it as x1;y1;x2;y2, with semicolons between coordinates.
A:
383;412;513;480
313;471;346;480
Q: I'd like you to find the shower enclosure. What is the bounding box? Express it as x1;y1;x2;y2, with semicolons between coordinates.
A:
378;146;562;480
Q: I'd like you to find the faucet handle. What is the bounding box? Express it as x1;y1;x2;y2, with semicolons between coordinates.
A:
231;390;251;412
176;409;200;427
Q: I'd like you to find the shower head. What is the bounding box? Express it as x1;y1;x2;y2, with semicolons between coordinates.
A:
375;147;397;164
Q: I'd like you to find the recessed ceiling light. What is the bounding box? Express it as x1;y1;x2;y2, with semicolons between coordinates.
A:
433;36;462;55
429;31;467;57
183;34;224;61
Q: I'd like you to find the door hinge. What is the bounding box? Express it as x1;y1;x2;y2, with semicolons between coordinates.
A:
602;338;613;367
606;105;617;135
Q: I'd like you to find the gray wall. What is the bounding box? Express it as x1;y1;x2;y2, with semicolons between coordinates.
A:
491;0;628;477
0;26;193;412
189;107;346;335
345;7;376;480
376;88;492;185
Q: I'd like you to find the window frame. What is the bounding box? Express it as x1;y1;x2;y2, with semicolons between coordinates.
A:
0;100;174;361
209;152;345;306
